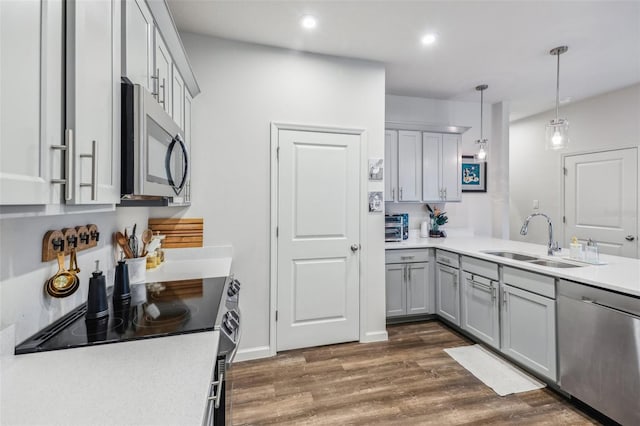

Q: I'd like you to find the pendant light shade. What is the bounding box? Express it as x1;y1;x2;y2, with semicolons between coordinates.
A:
475;84;488;161
546;46;569;150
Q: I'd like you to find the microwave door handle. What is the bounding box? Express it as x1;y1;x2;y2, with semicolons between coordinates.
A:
165;136;189;196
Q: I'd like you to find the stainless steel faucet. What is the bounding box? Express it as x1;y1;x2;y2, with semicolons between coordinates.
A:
520;212;561;256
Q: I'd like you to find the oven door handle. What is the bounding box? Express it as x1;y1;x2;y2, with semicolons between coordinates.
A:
227;306;242;366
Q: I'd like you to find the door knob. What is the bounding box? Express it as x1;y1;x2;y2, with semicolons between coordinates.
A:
625;235;635;241
350;244;360;252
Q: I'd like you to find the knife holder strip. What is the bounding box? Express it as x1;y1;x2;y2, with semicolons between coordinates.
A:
148;218;203;249
42;224;100;262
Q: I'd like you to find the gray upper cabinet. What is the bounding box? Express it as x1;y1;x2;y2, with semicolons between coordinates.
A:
384;130;398;202
423;132;461;202
172;64;185;129
66;0;121;204
123;0;154;92
397;131;422;202
0;0;61;205
500;279;557;382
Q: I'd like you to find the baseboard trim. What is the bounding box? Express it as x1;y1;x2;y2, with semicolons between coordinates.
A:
234;345;272;363
360;330;388;343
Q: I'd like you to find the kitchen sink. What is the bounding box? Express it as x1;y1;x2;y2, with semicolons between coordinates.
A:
482;250;586;268
528;259;583;268
482;251;539;261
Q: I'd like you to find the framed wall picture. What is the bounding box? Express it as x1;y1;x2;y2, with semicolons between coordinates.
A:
368;158;383;181
368;191;383;212
461;155;487;192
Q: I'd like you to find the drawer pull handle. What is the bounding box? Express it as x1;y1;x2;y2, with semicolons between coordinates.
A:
400;256;415;260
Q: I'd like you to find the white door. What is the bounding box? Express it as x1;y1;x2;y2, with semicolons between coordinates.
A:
277;129;360;351
384;130;397;202
564;148;638;257
397;130;422;201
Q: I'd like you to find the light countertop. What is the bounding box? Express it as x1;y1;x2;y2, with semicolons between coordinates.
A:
1;246;233;426
1;331;218;426
386;233;640;297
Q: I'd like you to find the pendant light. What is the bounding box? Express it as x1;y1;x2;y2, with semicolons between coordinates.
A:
474;84;488;161
546;46;569;150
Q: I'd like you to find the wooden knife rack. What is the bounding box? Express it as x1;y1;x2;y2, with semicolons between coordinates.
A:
42;224;100;262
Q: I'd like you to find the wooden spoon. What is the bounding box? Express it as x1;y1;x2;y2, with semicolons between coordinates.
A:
141;229;153;257
115;231;135;259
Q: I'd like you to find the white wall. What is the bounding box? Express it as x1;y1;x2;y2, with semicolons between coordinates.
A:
174;33;387;359
0;208;149;344
509;83;640;247
385;94;509;237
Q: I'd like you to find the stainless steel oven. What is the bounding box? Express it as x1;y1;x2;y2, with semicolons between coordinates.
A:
121;80;190;206
204;277;242;426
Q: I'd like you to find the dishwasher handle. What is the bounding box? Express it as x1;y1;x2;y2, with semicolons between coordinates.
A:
581;297;640;319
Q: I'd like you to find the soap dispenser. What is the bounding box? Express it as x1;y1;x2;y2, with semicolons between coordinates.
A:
86;260;108;319
113;255;131;302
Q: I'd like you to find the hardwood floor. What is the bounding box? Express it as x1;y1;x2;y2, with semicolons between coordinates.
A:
230;321;598;425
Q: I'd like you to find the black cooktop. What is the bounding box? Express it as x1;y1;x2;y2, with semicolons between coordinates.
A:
15;277;228;355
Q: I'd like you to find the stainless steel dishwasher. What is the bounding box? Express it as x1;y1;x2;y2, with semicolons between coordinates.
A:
558;279;640;426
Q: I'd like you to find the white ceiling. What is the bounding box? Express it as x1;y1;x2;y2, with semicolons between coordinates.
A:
167;0;640;120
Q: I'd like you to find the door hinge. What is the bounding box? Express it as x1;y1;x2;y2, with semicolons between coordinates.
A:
276;226;279;237
275;310;278;321
563;167;568;176
276;146;280;160
563;216;566;223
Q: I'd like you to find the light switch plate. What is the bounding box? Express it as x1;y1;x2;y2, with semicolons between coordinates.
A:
533;199;540;209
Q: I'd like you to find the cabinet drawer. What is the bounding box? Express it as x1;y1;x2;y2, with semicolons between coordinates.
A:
386;249;430;264
435;250;459;268
503;266;555;299
461;256;498;281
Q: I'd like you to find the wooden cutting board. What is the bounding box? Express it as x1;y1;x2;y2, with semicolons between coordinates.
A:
148;218;203;248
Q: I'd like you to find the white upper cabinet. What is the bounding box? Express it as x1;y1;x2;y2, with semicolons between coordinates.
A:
0;0;58;205
66;0;121;204
397;130;422;202
172;64;185;129
154;28;173;116
123;0;154;92
384;130;398;202
422;132;461;202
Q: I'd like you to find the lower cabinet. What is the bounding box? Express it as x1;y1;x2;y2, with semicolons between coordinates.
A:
385;250;431;318
500;283;557;381
436;263;460;325
461;272;500;349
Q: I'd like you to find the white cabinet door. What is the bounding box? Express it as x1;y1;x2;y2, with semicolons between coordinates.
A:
154;28;172;116
172;65;184;128
436;263;460;325
406;262;430;315
66;0;121;204
0;0;50;204
501;283;557;382
422;132;441;202
397;130;422;202
384;130;398;202
385;264;406;317
461;273;499;349
123;0;154;92
441;134;461;201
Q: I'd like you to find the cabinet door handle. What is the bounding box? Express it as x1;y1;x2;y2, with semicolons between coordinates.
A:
79;140;97;201
160;78;166;106
400;256;414;260
51;129;74;201
151;68;159;98
408;265;412;282
391;188;395;200
399;187;403;200
502;289;507;307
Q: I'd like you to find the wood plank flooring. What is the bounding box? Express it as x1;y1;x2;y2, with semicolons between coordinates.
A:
230;321;598;425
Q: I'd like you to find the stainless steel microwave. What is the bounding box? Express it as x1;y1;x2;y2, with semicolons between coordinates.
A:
120;81;190;206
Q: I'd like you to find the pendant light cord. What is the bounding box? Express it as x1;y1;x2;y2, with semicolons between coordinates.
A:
480;88;484;140
555;51;560;122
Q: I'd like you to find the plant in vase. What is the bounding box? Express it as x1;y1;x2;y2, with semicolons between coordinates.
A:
429;207;448;238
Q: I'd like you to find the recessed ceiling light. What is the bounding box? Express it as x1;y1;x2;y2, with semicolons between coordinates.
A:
421;33;437;45
301;15;317;30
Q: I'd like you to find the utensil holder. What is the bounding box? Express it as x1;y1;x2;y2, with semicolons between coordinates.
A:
125;257;147;284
